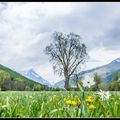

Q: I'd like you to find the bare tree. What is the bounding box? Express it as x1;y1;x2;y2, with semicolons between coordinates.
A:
44;32;88;90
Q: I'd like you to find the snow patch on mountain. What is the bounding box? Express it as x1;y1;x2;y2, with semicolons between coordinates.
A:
111;57;120;63
20;69;52;87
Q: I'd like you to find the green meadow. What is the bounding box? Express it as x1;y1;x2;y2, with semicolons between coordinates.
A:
0;91;119;118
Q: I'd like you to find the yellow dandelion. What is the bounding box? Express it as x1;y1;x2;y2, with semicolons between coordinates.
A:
85;98;93;103
65;100;80;105
71;101;77;105
65;100;72;104
88;96;93;99
88;104;96;110
29;96;32;99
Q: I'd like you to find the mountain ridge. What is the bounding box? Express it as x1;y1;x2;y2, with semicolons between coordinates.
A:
54;57;120;88
20;69;52;87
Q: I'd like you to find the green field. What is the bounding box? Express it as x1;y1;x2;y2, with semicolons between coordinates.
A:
0;91;119;118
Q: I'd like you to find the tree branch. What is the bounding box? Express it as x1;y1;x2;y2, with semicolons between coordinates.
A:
69;59;83;77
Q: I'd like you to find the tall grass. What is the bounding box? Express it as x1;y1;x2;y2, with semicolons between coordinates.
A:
0;91;119;118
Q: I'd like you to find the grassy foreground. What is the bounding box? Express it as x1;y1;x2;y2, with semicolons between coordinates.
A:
0;91;119;118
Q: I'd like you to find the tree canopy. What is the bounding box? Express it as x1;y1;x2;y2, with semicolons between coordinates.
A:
44;32;88;90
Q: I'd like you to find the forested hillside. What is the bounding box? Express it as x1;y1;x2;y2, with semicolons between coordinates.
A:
0;64;49;91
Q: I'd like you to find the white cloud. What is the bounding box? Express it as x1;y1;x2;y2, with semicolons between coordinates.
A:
89;48;120;62
0;2;119;84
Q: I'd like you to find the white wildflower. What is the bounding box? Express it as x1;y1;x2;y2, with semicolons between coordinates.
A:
82;75;95;88
97;89;111;101
78;108;81;112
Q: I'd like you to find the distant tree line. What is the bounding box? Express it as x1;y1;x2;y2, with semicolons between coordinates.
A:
91;72;120;91
71;71;120;91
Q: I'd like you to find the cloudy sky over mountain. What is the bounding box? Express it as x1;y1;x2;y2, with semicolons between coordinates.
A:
0;2;119;84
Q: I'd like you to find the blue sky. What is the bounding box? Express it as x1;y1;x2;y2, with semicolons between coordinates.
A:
0;2;119;84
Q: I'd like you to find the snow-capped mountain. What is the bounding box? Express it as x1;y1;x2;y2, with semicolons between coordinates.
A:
54;57;120;88
111;57;120;63
20;69;52;87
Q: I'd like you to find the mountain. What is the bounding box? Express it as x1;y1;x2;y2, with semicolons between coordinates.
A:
0;64;46;90
54;57;120;88
20;69;52;87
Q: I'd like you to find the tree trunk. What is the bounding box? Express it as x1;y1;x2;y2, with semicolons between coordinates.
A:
64;67;69;90
64;77;69;90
